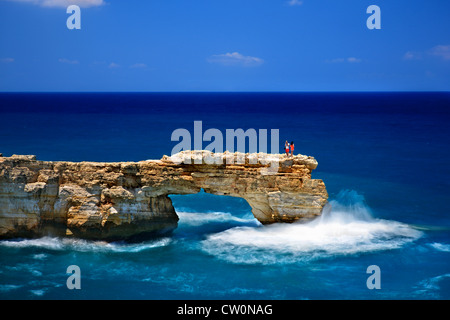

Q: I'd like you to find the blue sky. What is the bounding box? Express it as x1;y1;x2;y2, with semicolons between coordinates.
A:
0;0;449;91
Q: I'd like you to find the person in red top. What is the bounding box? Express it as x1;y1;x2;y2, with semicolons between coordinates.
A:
290;141;294;156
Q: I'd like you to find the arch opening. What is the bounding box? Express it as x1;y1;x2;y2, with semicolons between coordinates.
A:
169;189;259;234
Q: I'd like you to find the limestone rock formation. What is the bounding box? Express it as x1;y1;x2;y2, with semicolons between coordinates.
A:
0;151;328;240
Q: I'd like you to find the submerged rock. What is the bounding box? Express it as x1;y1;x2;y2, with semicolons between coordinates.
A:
0;151;328;240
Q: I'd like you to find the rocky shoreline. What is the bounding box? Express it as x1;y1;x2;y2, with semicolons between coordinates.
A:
0;151;328;240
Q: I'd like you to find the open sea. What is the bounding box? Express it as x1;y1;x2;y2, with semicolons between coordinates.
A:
0;92;449;300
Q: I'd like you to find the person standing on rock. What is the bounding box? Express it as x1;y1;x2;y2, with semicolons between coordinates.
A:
290;141;294;156
285;141;290;157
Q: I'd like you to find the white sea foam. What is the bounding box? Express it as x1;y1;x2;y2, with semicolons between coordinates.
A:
429;242;450;252
177;211;259;227
29;289;46;296
0;284;22;292
0;237;65;250
0;236;172;253
201;190;423;265
413;273;450;298
32;253;48;260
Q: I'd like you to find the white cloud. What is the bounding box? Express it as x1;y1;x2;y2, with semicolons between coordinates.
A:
5;0;105;8
429;45;450;61
403;45;450;61
326;57;361;63
58;58;79;64
347;57;361;63
286;0;303;6
130;63;147;69
108;62;120;68
327;58;345;63
207;52;264;67
0;58;14;63
403;51;422;60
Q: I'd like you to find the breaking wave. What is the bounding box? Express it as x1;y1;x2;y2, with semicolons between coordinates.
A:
177;211;259;227
0;236;172;253
201;190;423;265
429;242;450;252
0;190;424;263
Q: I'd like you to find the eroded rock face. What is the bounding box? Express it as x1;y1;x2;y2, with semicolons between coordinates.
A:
0;151;328;240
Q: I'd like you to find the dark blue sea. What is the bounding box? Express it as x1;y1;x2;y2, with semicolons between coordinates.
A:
0;92;449;300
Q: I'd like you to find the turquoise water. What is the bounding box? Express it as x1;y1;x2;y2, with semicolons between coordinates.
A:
0;93;449;299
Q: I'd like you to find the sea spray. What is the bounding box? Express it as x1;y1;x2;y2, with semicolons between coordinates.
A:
177;211;259;227
201;190;423;265
0;236;172;253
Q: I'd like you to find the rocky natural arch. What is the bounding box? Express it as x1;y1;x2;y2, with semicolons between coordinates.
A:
0;151;328;240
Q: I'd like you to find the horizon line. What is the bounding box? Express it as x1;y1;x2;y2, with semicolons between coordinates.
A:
0;90;449;94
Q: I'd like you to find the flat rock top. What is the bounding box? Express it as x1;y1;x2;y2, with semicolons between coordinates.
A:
0;150;319;170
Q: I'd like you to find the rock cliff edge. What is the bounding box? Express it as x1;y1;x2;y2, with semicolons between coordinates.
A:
0;151;328;240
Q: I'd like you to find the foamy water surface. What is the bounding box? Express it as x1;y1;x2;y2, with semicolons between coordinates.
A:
201;190;423;264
